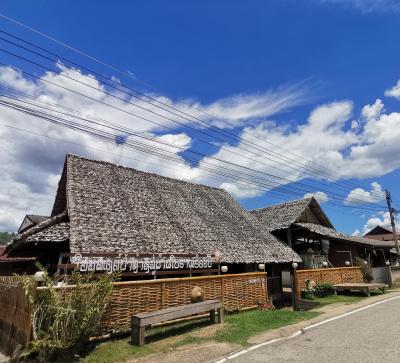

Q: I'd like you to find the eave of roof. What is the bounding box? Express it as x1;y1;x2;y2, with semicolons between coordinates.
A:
7;211;69;255
0;256;36;263
293;223;395;249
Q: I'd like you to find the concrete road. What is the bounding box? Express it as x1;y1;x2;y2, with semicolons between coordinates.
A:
231;297;400;363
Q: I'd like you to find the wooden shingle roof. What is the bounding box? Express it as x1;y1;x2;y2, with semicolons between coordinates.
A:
46;154;300;263
251;197;333;231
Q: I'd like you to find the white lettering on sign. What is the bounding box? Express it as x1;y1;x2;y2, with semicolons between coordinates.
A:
70;254;214;274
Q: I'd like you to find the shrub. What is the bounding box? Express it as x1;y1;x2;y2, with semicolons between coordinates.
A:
301;289;315;300
314;282;335;298
14;268;116;362
353;257;373;282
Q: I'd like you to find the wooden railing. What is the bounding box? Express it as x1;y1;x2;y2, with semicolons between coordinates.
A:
295;267;363;297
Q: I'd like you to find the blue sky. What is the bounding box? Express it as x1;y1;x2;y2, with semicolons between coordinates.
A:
0;0;400;234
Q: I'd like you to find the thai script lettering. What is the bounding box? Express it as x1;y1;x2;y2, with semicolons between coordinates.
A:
70;254;213;274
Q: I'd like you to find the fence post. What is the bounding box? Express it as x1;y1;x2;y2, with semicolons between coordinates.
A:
221;276;225;306
161;282;166;309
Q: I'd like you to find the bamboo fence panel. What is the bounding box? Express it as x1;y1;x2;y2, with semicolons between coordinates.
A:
295;267;363;297
0;280;32;356
0;275;20;284
100;272;267;333
0;272;268;350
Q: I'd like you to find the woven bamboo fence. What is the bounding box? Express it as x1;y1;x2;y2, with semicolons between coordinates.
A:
295;267;363;297
0;280;32;356
99;272;267;333
0;275;20;284
0;272;267;352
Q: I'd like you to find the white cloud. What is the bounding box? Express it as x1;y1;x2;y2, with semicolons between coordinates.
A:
203;83;310;128
2;61;400;232
220;182;262;199
0;65;305;230
317;0;400;13
385;80;400;100
361;99;384;120
352;229;361;236
308;101;353;130
344;182;385;205
304;191;329;204
359;211;399;235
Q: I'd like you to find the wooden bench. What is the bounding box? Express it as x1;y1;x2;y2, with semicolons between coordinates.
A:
131;299;224;346
334;282;387;297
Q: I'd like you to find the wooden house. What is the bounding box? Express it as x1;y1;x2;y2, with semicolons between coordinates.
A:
18;215;49;234
364;225;399;242
2;154;300;290
251;198;394;273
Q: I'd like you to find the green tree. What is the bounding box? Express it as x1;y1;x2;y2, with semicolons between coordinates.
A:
0;231;16;245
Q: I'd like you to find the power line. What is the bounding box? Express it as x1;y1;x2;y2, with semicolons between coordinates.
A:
0;55;388;207
0;88;385;208
0;29;386;198
0;121;383;217
0;16;393;207
0;94;389;212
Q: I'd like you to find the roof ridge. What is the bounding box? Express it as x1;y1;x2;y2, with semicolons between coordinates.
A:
13;211;68;242
251;197;313;213
27;214;49;217
66;153;225;192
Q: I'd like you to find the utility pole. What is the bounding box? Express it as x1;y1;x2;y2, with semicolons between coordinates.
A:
385;189;399;256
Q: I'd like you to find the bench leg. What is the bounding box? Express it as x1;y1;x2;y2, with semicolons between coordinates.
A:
210;309;216;323
217;307;224;324
131;324;146;346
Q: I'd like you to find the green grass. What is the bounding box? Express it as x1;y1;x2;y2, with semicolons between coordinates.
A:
312;294;365;307
215;309;319;346
80;338;154;363
80;318;211;363
80;309;319;362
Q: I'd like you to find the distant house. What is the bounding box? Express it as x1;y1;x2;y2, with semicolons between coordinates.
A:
364;225;399;242
2;154;300;284
251;197;393;272
18;215;49;234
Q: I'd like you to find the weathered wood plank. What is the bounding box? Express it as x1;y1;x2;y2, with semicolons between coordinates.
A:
131;300;223;345
133;300;222;326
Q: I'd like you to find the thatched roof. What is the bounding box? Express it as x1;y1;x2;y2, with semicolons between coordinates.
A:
292;222;344;238
293;222;394;249
365;225;393;235
11;212;69;255
18;214;50;233
27;215;49;224
15;154;300;264
251;197;333;232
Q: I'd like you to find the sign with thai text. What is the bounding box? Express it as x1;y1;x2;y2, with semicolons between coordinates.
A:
69;253;214;274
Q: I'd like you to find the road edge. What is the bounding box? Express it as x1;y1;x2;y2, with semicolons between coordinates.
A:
214;294;400;363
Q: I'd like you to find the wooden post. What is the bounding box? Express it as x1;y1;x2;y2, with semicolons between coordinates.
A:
221;277;225;305
131;318;145;346
291;269;297;310
287;229;293;248
161;282;166;309
210;309;216;323
217;307;224;323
